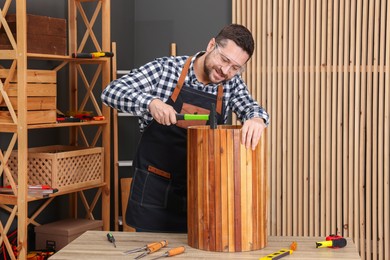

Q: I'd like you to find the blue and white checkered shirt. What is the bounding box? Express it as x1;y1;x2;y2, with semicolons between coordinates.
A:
101;52;270;132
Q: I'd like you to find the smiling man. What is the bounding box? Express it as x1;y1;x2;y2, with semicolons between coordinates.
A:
101;24;269;232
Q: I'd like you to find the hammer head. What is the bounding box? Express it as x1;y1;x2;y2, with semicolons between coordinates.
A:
210;103;217;129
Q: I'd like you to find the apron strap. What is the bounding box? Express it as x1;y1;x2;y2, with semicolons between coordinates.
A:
171;57;193;102
216;84;223;115
171;56;224;116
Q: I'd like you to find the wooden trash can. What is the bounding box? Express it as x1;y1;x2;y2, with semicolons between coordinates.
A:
187;125;267;252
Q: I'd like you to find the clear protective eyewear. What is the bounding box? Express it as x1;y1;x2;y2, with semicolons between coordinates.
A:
214;44;245;75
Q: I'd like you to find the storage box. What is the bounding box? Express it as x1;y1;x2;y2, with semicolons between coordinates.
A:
35;218;103;251
0;14;67;55
5;145;104;192
0;69;57;124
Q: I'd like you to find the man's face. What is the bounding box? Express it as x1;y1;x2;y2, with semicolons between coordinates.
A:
203;39;249;84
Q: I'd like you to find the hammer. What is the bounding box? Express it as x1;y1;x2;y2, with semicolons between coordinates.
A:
175;103;217;129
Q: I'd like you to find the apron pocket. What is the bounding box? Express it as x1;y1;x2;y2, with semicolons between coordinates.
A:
130;167;171;208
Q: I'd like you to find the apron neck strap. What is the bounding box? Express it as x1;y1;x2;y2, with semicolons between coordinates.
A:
171;57;193;102
170;56;223;115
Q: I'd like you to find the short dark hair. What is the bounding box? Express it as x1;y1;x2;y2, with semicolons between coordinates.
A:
215;24;255;58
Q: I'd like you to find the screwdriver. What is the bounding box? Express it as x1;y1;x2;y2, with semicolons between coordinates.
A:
107;233;116;248
123;240;168;255
134;241;169;259
150;246;186;260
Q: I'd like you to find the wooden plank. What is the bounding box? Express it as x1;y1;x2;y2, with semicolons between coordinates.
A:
2;96;56;110
270;0;278;236
208;130;216;251
240;143;248;251
0;69;56;83
219;130;228;251
305;1;318;236
336;0;345;238
384;4;390;259
359;0;369;257
313;0;323;237
0;110;56;124
286;0;294;236
213;129;222;252
5;83;56;97
377;1;388;258
343;0;352;239
318;0;327;236
297;0;305;237
233;130;242;252
348;0;357;242
226;129;235;252
332;0;341;236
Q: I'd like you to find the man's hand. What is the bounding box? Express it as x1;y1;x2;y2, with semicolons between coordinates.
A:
149;99;177;125
241;117;266;150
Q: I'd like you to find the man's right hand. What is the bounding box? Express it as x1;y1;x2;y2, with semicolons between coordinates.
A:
149;99;178;126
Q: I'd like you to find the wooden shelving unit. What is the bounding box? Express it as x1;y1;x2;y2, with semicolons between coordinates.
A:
0;0;111;259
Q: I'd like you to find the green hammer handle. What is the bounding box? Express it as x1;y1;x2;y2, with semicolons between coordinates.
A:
176;114;209;120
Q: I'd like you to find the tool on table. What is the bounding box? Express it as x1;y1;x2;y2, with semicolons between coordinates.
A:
259;241;297;260
134;241;169;260
150;246;186;260
72;51;114;58
123;240;168;255
315;234;347;248
107;233;116;248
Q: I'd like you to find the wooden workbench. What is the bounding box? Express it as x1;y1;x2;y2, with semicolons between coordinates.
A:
49;231;361;259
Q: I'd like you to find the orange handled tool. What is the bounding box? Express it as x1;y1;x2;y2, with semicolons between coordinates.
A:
123;240;168;255
150;246;186;260
134;241;169;259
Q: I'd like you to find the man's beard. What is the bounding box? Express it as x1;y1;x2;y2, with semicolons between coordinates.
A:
203;53;227;84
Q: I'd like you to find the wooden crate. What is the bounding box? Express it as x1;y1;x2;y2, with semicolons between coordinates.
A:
0;69;57;124
5;145;104;192
0;14;67;55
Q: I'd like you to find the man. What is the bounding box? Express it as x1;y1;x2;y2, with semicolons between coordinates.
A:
101;24;269;232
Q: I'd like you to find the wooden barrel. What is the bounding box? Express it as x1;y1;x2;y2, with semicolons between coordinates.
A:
187;125;268;252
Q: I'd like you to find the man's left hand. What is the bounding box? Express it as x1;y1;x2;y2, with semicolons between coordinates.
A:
241;117;266;150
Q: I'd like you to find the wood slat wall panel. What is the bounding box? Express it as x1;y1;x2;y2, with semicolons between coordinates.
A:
232;0;390;259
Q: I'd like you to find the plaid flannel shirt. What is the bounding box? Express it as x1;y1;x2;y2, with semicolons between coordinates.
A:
101;52;270;132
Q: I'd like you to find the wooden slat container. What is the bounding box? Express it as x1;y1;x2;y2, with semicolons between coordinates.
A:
5;145;104;192
0;69;57;124
187;125;268;252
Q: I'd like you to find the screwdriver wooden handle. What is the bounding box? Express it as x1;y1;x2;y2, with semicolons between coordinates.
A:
167;246;185;256
148;240;168;253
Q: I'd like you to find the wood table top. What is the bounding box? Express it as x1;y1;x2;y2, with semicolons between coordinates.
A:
49;231;361;260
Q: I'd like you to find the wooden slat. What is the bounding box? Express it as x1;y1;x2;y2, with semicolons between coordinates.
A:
232;1;389;259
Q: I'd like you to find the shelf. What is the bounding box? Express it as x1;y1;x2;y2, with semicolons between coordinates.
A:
28;120;109;129
28;52;111;63
0;1;112;257
0;182;107;205
0;120;108;132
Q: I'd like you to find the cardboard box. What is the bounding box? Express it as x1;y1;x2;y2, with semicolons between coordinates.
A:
0;14;67;55
35;219;103;251
0;69;57;124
